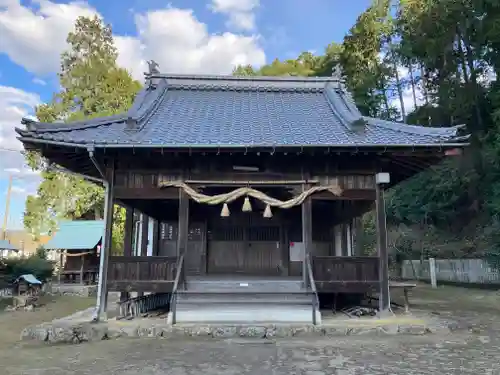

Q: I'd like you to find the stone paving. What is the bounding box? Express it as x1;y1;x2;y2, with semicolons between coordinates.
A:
3;333;500;374
5;285;500;374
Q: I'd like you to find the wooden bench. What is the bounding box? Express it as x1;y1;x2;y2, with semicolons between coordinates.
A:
389;281;417;313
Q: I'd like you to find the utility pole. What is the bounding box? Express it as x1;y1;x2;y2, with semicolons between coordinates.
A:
2;174;13;240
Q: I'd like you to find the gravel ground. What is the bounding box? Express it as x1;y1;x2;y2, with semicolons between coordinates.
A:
2;334;499;374
2;284;500;374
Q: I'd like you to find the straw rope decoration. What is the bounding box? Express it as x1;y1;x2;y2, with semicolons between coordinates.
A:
158;181;343;218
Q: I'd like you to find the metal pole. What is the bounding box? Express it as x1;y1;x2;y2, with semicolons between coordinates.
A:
2;174;13;240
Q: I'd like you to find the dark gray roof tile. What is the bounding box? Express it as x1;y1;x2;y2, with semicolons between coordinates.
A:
16;74;467;148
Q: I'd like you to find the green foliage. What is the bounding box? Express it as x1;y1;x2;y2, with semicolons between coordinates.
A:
23;16;140;248
232;0;500;264
22;1;500;264
35;246;48;260
1;254;55;283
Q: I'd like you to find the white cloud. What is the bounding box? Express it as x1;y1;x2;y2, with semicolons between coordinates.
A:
210;0;259;31
123;8;265;79
32;78;46;86
0;0;98;75
0;85;42;181
11;185;26;194
0;1;266;80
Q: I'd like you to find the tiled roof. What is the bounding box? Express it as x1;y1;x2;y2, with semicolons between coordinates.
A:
43;220;104;250
16;74;468;148
0;239;18;252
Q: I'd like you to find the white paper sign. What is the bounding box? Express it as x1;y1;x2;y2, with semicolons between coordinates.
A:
289;242;305;262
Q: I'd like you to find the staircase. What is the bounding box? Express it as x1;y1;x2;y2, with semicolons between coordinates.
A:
172;277;321;324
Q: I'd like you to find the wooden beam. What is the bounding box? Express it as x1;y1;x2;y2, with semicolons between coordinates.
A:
114;187;178;199
107;281;174;293
312;189;376;200
375;181;390;313
116;186;377;201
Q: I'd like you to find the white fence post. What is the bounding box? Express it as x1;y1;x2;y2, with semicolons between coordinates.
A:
429;258;437;288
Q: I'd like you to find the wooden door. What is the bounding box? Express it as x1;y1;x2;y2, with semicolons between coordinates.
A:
157;221;206;276
207;221;282;275
245;225;282;275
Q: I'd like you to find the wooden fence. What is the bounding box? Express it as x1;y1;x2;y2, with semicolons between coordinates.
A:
402;259;500;285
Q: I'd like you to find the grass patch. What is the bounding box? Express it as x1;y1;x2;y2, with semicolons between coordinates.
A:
0;295;95;350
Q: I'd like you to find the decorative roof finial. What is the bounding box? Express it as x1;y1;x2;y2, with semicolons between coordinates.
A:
147;60;160;75
144;60;160;87
331;65;346;90
331;65;342;80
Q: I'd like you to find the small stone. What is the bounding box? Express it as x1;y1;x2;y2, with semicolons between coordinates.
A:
323;327;339;337
47;326;75;344
160;326;173;338
238;326;266;338
20;326;48;341
265;326;276;338
212;326;237;338
192;326;212;336
137;326;156;337
117;324;139;337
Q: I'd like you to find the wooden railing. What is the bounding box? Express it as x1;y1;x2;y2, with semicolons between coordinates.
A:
108;256;177;292
312;256;379;293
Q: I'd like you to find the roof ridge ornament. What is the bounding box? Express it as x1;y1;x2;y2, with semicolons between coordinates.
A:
331;65;346;90
144;60;160;87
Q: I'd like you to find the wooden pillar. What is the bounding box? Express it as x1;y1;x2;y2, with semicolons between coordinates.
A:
375;175;390;313
123;207;134;257
120;207;134;301
96;165;114;320
79;255;84;285
140;214;149;256
354;217;364;256
177;190;189;258
152;219;159;256
137;214;149;297
58;250;64;284
301;191;312;287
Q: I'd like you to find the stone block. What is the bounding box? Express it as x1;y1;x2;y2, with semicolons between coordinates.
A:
238;326;266;338
212;326;237;338
20;325;49;342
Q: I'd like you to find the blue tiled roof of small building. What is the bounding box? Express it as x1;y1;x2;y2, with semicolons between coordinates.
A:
16;74;467;148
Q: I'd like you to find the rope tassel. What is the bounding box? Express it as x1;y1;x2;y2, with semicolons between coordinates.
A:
242;196;252;212
263;204;273;218
220;203;230;217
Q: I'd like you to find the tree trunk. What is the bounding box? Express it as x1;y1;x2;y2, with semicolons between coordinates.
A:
391;49;406;121
408;63;418;110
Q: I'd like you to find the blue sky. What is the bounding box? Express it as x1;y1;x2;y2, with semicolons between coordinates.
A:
0;0;371;231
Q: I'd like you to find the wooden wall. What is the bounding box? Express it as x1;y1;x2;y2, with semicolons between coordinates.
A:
155;202;353;277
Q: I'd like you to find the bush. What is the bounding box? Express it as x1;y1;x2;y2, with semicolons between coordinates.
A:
1;254;55;284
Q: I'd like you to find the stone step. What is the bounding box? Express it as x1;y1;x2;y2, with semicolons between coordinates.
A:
177;292;313;305
174;304;321;324
185;279;304;293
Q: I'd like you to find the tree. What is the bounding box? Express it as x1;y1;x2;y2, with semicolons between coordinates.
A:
24;16;141;253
